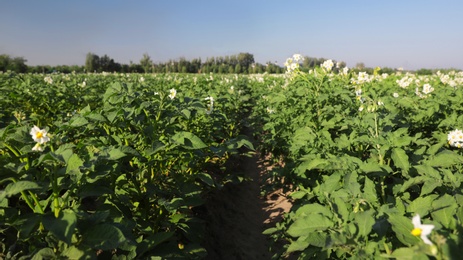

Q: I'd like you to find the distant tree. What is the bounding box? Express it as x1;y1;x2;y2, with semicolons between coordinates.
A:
235;64;242;74
356;62;365;70
100;55;113;72
190;58;201;73
140;53;153;73
416;68;433;75
228;66;234;74
85;52;100;72
11;56;28;73
0;54;9;71
218;64;225;74
237;52;254;73
0;54;28;72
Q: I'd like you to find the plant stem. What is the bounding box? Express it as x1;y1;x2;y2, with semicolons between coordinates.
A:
4;143;20;157
28;190;44;214
20;190;36;212
52;172;60;218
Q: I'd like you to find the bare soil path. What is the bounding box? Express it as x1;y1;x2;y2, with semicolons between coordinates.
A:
202;128;292;259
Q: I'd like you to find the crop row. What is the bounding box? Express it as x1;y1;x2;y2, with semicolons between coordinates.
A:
251;59;463;259
0;72;259;259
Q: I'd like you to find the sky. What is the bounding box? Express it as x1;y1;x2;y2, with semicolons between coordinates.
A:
1;0;463;70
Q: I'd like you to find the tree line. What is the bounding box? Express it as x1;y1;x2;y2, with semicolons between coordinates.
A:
1;52;439;75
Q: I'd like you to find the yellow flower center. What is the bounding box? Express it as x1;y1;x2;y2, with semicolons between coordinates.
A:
411;228;422;236
36;132;43;139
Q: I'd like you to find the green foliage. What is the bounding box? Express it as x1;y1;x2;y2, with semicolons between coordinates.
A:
2;67;463;259
253;67;463;259
0;72;257;258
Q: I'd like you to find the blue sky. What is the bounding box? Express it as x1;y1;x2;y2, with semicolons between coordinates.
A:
1;1;462;70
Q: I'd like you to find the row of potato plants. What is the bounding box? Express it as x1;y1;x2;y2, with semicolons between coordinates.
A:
0;72;256;259
251;59;463;259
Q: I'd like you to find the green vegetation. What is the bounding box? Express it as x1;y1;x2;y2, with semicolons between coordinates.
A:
0;73;257;259
2;59;463;259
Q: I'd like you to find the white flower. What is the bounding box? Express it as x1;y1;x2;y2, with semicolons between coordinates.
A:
139;76;145;83
396;76;413;88
32;143;44;152
168;88;177;100
411;214;434;245
30;126;50;144
321;59;334;72
359;72;368;82
358;106;364;112
393;92;399;98
205;96;214;114
284;57;293;68
341;67;349;75
285;55;302;74
415;87;425;98
422;83;434;94
290;62;299;71
292;54;303;62
266;107;275;114
448;129;463;148
44;76;53;84
205;96;214;103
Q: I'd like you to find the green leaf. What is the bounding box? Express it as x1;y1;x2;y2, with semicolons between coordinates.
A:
320;172;341;194
389;247;427;260
400;176;428;193
196;172;215;187
295;158;327;175
262;227;278;235
181;109;191;119
387;214;419;246
428;150;463;167
442;169;461;188
86;112;107;122
391;148;409;173
31;248;56;260
294;203;334;219
66;153;83;175
70;116;89;127
344;171;360;197
303;232;326;248
414;164;441;179
42;209;77;244
431;194;457;229
0;181;41;200
406;195;438;217
332;196;350;222
287;236;310;253
456;207;463;225
108;147;126;160
360;161;383;173
355;210;375;238
287;214;334;238
17;213;42;239
62;246;86;259
171;131;207;149
144;141;166;156
82;223;126;250
137;232;174;256
363;176;378;205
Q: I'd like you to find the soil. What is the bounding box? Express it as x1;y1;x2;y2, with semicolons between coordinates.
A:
202;132;292;259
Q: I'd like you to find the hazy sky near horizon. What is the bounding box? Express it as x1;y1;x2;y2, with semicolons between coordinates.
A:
1;1;462;70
